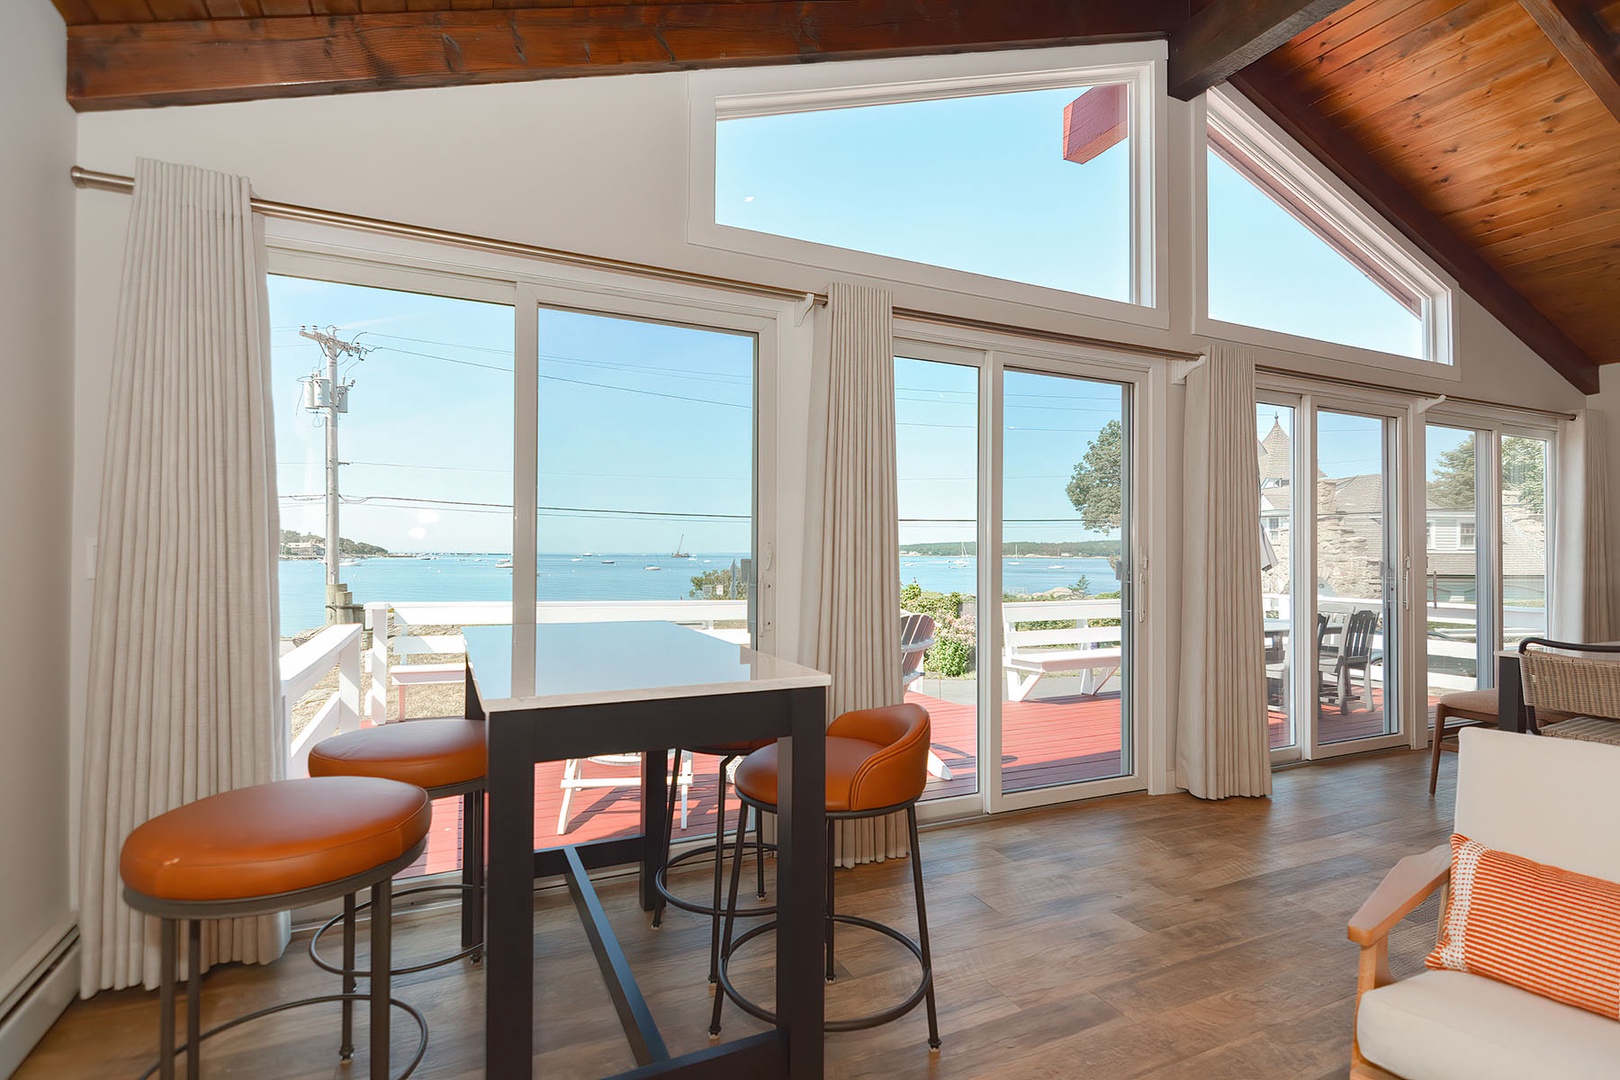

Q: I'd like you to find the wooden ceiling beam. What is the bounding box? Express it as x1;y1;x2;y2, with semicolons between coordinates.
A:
62;1;1187;112
1167;0;1355;100
1232;63;1602;393
1518;0;1620;124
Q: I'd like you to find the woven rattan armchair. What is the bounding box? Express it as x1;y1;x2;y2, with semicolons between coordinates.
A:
1517;637;1620;745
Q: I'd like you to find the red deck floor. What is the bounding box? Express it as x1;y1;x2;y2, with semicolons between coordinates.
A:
407;682;1436;876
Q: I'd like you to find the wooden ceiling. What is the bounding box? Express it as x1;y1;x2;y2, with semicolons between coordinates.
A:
46;0;1620;393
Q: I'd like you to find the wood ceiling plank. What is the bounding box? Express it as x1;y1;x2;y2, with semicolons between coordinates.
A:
1291;2;1537;122
1518;0;1620;124
1231;63;1601;391
1482;217;1620;264
62;1;1186;110
1167;0;1356;100
1598;0;1620;35
83;0;157;20
51;0;101;23
146;0;210;17
1273;0;1478;88
202;2;262;20
1347;78;1613;184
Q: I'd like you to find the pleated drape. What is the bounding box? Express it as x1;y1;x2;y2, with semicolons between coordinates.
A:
1176;344;1271;799
1552;409;1618;644
79;159;285;996
803;282;907;866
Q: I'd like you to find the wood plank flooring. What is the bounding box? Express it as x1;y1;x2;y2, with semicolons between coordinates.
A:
18;747;1458;1080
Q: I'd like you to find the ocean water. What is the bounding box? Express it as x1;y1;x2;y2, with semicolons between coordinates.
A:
279;553;1117;634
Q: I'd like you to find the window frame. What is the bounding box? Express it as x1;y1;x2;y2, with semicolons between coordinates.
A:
1195;88;1458;378
687;43;1168;328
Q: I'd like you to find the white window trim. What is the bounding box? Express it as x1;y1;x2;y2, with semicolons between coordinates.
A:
686;42;1169;329
1194;88;1459;379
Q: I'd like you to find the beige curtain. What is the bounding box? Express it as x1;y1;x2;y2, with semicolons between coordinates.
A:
79;159;285;995
798;282;906;866
1176;344;1271;799
1552;409;1618;643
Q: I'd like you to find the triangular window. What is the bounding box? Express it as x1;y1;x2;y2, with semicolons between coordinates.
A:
1205;91;1448;363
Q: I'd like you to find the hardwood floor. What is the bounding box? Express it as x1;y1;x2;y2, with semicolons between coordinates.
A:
19;747;1457;1080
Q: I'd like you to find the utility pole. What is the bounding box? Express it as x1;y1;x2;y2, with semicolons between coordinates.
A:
299;326;366;625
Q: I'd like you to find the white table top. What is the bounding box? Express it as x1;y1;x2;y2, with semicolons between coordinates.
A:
463;622;831;711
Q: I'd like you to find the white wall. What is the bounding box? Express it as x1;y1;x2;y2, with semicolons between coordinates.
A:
0;0;78;1035
66;53;1593;815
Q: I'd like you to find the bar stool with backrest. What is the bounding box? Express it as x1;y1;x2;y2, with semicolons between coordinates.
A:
710;703;941;1049
119;776;434;1080
650;740;775;985
306;718;487;1016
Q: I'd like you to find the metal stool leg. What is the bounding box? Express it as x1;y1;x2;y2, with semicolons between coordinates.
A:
709;804;751;1039
652;749;687;930
825;818;836;983
908;806;941;1051
462;789;485;961
706;758;732;981
370;876;392;1080
340;893;357;1059
186;919;202;1080
158;919;177;1080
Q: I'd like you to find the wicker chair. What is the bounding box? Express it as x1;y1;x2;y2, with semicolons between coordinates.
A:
1518;637;1620;745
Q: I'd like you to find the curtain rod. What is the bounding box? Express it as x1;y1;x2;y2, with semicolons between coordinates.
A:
71;165;815;306
73;165;1204;364
1256;363;1578;422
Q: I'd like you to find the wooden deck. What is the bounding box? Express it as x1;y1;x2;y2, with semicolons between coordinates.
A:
409;682;1428;877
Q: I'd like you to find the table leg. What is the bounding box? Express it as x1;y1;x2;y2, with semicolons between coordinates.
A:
485;720;536;1078
776;686;827;1080
640;750;671;913
1497;654;1527;732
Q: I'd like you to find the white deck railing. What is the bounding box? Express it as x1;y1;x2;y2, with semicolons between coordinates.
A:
363;599;750;723
281;623;362;777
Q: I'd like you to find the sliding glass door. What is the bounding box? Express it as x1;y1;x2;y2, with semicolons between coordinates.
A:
1000;369;1132;793
1313;409;1400;748
897;343;1146;816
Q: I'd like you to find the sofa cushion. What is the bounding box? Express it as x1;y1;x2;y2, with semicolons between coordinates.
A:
1358;970;1620;1080
1426;833;1620;1021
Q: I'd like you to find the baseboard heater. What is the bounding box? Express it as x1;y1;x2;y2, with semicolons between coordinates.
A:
0;923;79;1078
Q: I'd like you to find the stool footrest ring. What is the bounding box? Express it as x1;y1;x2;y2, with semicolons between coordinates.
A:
714;914;933;1033
309;882;482;977
137;993;428;1080
654;841;777;919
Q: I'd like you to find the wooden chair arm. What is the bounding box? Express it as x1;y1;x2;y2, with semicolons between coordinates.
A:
1348;842;1451;947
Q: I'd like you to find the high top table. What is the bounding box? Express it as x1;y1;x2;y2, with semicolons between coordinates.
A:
462;622;831;1079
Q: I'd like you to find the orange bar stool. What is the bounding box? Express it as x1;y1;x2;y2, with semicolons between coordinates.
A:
307;719;487;989
119;776;433;1080
651;741;775;985
711;704;941;1050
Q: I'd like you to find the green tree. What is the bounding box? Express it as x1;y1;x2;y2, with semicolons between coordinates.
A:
1427;435;1476;510
1065;419;1123;534
690;561;750;599
1427;434;1544;515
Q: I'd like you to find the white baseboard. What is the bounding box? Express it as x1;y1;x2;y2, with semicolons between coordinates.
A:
0;926;79;1079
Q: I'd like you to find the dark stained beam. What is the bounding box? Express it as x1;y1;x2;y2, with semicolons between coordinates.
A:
63;1;1187;111
1232;64;1602;394
1518;0;1620;125
1168;0;1352;100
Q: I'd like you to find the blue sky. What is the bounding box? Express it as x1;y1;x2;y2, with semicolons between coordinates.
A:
273;83;1438;557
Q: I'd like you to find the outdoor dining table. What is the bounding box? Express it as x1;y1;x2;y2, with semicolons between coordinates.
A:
463;621;832;1079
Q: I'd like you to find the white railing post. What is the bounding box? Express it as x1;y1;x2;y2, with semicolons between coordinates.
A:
340;626;361;730
364;602;390;724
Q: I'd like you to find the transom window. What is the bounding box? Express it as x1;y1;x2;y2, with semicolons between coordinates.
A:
702;52;1158;309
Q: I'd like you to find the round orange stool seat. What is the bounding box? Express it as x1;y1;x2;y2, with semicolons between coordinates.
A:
733;737;891;812
121;777;432;904
308;719;486;792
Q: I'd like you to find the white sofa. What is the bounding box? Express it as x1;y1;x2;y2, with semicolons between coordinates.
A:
1350;727;1620;1079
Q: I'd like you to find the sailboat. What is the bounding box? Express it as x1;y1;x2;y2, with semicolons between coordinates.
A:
670;534;692;559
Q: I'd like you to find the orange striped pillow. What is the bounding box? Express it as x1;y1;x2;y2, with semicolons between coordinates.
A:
1426;833;1620;1020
